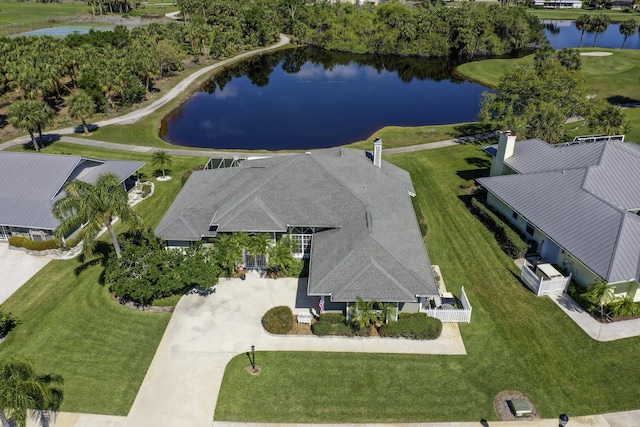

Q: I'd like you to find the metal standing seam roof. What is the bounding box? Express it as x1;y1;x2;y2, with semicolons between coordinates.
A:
479;140;640;283
0;152;144;230
155;148;437;302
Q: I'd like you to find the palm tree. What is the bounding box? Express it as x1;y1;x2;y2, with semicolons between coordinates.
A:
212;234;244;277
587;103;629;136
52;173;143;259
67;91;96;135
611;296;640;318
0;359;63;427
575;14;591;48
151;150;173;179
377;302;397;324
351;297;379;330
586;280;614;319
246;233;271;268
591;15;611;48
7;100;52;152
556;48;581;71
619;19;637;49
267;236;296;277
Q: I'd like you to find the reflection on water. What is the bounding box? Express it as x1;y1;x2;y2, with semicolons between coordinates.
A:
544;20;640;50
160;48;489;150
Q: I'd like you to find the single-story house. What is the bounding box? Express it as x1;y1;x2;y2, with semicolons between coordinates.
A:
478;131;640;300
0;152;144;242
155;142;439;313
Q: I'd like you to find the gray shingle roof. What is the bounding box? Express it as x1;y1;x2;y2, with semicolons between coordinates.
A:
0;152;144;231
156;149;437;302
479;140;640;283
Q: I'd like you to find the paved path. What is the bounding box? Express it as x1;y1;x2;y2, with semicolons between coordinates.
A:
548;292;640;342
0;243;55;304
123;273;465;427
0;34;291;152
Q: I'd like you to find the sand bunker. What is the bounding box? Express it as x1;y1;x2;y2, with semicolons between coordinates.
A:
580;52;613;56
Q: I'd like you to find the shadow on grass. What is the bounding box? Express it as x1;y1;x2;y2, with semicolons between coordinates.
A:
607;95;640;106
465;157;492;169
457;168;489;182
152;168;173;178
73;241;113;280
21;133;61;151
453;123;493;138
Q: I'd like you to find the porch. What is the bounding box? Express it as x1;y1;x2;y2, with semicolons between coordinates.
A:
520;257;571;296
419;265;472;323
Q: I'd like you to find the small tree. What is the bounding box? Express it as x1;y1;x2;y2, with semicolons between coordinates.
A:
0;359;64;427
151;149;173;179
586;280;614;319
351;297;379;330
67;91;96;135
52;173;143;259
619;19;637;49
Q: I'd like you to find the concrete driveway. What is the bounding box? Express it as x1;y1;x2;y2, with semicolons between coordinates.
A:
0;243;55;304
123;273;466;427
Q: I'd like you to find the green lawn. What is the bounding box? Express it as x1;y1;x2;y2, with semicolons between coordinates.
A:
528;7;640;21
456;48;640;103
0;1;88;26
215;144;640;422
0;143;208;413
345;122;492;150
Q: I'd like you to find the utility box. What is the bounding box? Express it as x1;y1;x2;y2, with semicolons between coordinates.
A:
508;398;532;418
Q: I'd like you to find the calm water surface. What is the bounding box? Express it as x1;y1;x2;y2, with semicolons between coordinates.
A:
544;20;640;50
161;49;489;150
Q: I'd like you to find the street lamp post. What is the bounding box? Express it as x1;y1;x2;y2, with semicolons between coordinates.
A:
559;414;569;427
250;345;255;371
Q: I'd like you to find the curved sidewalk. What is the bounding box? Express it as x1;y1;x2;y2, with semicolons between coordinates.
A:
0;34;291;152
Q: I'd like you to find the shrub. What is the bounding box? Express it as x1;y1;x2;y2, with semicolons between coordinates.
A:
469;197;527;258
378;312;442;340
182;165;204;186
419;223;428;237
567;281;598;315
63;236;81;248
8;236;59;251
263;306;293;334
141;183;152;198
0;308;17;336
311;320;332;336
151;294;181;307
334;323;354;336
319;312;346;325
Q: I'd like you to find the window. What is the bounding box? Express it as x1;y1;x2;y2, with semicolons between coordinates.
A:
525;222;535;236
512;211;518;221
290;234;312;257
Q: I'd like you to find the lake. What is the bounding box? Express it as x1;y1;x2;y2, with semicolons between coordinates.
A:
160;49;489;150
544;20;640;50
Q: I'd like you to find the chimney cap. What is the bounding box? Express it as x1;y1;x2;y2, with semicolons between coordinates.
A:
501;130;516;137
373;137;382;144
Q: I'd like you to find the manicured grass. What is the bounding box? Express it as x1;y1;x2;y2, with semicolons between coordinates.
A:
215;144;640;422
345;122;492;150
456;48;640;102
528;8;640;21
0;258;171;414
0;1;88;26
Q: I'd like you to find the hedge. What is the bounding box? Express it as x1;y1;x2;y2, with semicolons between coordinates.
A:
378;312;442;340
263;306;293;334
469;197;527;258
0;308;16;336
8;236;59;251
318;312;346;324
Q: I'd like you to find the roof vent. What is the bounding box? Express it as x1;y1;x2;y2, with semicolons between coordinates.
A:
366;211;373;233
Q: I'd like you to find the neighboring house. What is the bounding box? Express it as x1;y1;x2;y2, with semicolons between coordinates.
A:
155;142;439;313
0;152;144;242
478;131;640;301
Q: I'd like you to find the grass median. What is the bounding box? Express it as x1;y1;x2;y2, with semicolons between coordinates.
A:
215;144;640;422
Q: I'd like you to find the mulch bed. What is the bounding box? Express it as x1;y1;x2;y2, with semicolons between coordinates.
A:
494;390;539;421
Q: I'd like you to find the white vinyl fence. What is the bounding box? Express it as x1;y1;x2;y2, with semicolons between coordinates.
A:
520;265;571;296
423;287;472;323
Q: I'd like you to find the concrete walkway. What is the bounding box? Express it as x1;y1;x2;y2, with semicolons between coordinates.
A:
548;292;640;342
0;34;291;152
123;273;465;427
0;243;55;304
